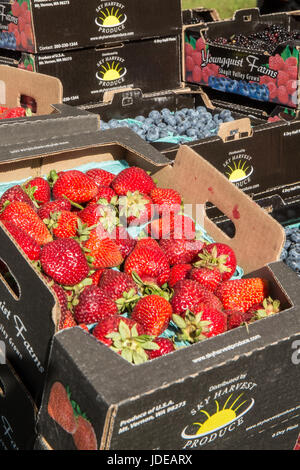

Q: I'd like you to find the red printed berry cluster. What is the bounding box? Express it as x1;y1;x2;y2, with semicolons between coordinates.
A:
8;0;34;53
260;55;298;107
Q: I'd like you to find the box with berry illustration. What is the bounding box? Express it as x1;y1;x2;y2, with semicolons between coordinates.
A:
0;0;182;53
184;8;300;109
0;361;37;450
0;35;181;106
35;260;300;450
0;65;101;141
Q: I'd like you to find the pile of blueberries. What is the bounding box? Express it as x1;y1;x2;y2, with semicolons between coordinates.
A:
208;76;270;102
101;106;235;143
281;226;300;275
0;32;16;50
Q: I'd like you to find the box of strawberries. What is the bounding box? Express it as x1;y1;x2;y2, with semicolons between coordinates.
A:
184;8;300;109
0;65;100;142
0;127;299;450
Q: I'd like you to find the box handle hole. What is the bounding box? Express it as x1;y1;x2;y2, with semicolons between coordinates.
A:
0;258;21;300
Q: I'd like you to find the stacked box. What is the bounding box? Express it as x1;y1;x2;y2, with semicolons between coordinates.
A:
183;8;300;109
0;0;183;105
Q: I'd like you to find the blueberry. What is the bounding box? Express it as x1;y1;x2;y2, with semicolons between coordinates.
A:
196;106;207;114
280;248;288;261
186;128;198;138
135;115;145;122
146;126;160;142
101;122;110;130
186;109;199;119
291;231;300;243
161;108;172;117
286;258;300;271
180;108;190;115
164;115;177;127
144;118;154;126
157;122;167;129
159;130;170;139
148;110;161;121
177;123;188;135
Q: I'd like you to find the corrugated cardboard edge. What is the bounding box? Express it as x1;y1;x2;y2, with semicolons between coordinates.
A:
100;405;119;450
0;65;63;114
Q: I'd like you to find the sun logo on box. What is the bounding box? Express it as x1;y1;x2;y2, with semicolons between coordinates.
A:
96;7;127;28
181;393;254;440
225;160;254;183
97;61;127;82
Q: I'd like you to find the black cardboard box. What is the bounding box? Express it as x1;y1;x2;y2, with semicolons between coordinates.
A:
182;7;220;26
0;361;36;450
82;85;300;217
0;35;182;106
0;128;169;405
183;8;300;109
0;64;100;142
36;261;300;450
0;0;182;53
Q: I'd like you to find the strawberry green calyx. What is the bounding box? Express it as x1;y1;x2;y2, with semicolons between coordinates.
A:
62;195;84;211
0;200;11;214
47;170;59;188
254;297;280;320
106;320;159;365
115;288;141;313
97;196;119;207
172;310;211;344
75;220;97;243
64;278;94;309
97;204;119;233
22;183;40;208
131;271;173;302
119;191;149;219
193;245;231;274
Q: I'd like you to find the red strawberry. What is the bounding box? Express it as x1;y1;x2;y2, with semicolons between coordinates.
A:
58;310;77;330
109;225;136;258
0;201;52;245
195;243;237;281
189;267;222;292
44;210;79;239
0;185;35;210
173;305;227;342
47;282;68;317
150;188;182;216
215;278;268;313
47;382;77;434
37;198;72;220
111;167;156;196
82;226;124;269
24;177;51;206
119;191;154;226
124;246;170;287
246;297;280;322
74;285;118;324
72;416;97;451
225;309;247;330
1;220;41;261
85;168;115;187
131;295;173;336
0;107;26;119
159;238;204;266
147;214;196;240
197;290;223;312
50;170;98;204
93;315;158;364
79;202;118;231
89;186;117;204
146;337;175;359
135;237;161;251
40;239;90;286
98;269;138;312
88;269;105;286
171;279;205;315
168;264;192;288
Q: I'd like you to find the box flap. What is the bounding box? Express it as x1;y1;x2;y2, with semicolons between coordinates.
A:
155;145;285;274
0;65;63;114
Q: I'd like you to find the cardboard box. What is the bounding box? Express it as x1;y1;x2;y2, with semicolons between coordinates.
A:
33;435;52;450
0;0;182;53
0;65;101;142
0;35;182;106
35;260;300;450
0;361;37;450
0;128;170;405
183;8;300;109
82;85;300;218
182;7;220;26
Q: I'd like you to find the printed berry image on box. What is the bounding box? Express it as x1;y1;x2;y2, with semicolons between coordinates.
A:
184;10;300;109
0;0;34;53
